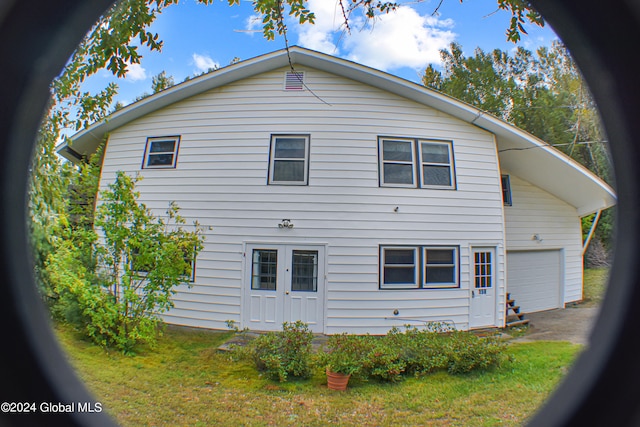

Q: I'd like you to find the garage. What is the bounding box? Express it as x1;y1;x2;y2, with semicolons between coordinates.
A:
507;250;563;313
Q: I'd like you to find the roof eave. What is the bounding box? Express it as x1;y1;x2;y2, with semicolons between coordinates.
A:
58;47;616;215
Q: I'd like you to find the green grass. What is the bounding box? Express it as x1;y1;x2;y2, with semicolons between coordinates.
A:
55;324;582;427
582;267;610;306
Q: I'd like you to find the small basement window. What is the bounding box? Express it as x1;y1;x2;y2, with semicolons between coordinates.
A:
143;136;180;169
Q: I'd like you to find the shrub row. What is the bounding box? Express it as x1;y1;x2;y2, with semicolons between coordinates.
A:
234;322;507;383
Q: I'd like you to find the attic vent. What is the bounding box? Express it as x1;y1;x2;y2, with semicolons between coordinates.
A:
284;71;305;90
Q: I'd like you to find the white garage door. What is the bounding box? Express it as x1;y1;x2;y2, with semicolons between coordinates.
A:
507;250;562;313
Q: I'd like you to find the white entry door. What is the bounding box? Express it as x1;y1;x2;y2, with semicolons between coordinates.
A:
470;247;496;328
245;244;325;332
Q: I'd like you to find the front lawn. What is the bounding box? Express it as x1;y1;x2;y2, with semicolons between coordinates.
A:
55;323;581;426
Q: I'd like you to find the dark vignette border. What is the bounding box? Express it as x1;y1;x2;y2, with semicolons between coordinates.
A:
1;0;639;425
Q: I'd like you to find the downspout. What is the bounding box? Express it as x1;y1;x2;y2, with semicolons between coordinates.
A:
582;210;602;255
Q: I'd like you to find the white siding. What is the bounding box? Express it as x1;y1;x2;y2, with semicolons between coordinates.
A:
503;174;584;306
507;250;562;312
99;66;507;333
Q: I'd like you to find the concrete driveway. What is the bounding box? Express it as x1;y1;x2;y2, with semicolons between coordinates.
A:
512;305;600;345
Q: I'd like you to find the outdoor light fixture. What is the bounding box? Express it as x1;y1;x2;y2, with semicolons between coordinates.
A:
532;234;543;243
278;219;294;229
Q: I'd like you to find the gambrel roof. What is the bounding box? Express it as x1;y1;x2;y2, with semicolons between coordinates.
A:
58;46;616;216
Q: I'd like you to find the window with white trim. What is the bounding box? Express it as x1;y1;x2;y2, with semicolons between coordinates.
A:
423;247;458;287
379;137;455;189
268;135;310;185
380;245;459;289
419;140;455;188
379;138;416;186
143;136;180;169
381;247;417;288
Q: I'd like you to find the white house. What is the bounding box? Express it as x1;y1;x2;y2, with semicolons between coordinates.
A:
58;47;616;334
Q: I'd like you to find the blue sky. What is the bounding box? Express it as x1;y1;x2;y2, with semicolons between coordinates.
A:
83;0;559;105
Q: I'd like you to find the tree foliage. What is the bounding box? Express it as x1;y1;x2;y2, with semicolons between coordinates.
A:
47;171;204;352
423;41;614;252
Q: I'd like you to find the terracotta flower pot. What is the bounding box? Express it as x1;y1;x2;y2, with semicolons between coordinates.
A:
326;369;351;391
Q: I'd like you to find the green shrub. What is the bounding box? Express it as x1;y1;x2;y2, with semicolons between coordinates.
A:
44;172;205;353
385;325;451;376
317;333;370;378
238;323;507;384
250;321;314;382
444;331;505;374
379;324;506;377
362;337;406;382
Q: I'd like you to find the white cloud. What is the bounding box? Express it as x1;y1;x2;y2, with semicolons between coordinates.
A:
343;7;456;71
125;62;147;81
246;14;262;33
293;4;456;72
192;53;220;73
295;0;343;54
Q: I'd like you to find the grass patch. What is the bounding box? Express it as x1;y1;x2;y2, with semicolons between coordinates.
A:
582;267;609;306
55;323;581;426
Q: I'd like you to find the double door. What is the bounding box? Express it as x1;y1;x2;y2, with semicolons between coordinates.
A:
244;244;325;332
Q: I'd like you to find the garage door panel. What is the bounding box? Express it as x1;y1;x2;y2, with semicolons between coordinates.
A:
507;250;562;313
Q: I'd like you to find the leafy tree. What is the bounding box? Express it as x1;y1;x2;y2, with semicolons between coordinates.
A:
47;172;204;352
151;70;175;93
423;41;611;183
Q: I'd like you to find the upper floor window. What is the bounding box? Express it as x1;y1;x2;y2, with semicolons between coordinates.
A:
268;135;310;185
379;138;416;186
419;141;455;188
143;136;180;169
379;137;455;189
501;175;512;206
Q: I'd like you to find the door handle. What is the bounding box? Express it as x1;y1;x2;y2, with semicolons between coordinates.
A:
472;290;475;298
286;291;290;295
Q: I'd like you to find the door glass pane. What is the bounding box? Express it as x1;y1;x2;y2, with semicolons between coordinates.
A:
291;250;318;292
251;250;277;290
474;251;492;288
